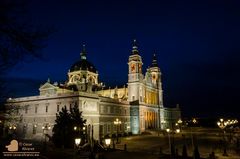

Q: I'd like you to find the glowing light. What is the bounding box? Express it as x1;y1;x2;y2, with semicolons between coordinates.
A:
114;118;121;125
192;118;197;124
178;119;183;124
161;120;166;124
75;138;81;146
105;138;111;146
176;129;180;133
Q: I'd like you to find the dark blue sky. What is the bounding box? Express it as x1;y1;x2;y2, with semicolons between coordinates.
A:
6;0;240;117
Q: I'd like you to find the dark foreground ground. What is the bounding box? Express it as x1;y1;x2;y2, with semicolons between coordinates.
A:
1;127;240;159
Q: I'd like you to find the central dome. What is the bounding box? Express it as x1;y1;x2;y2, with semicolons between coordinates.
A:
69;45;97;73
70;59;97;73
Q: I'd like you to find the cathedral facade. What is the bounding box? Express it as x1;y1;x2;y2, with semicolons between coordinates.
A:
6;40;181;140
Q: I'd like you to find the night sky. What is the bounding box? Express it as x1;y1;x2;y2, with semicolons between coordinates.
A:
6;0;240;118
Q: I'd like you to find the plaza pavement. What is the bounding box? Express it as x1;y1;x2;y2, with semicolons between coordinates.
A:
111;128;240;159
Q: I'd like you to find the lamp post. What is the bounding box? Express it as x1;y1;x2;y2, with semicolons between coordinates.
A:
177;119;183;131
228;119;238;142
74;125;86;144
114;118;121;144
190;118;197;155
217;118;228;156
8;124;17;137
166;128;171;155
75;138;81;150
9;125;17;131
42;124;51;151
105;138;111;150
166;128;180;157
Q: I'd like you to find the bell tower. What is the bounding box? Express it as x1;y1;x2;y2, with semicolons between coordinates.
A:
128;39;143;134
149;53;163;107
128;39;143;102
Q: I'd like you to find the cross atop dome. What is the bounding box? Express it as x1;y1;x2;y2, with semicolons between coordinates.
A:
80;44;87;60
132;39;139;55
151;53;158;67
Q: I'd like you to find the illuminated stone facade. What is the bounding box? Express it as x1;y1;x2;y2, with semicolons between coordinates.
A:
6;40;180;140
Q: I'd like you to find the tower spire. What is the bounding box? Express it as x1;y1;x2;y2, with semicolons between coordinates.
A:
132;39;139;54
80;44;87;60
151;53;158;67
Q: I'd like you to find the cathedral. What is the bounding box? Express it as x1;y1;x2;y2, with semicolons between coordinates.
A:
6;40;181;140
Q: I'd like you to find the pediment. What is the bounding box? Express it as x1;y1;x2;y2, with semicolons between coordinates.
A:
39;82;57;90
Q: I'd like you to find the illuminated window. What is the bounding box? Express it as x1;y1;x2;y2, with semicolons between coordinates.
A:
131;64;135;72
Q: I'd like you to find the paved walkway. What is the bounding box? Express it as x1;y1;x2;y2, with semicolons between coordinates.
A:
112;128;240;159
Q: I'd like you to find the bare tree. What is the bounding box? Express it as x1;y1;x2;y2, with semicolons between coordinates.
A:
0;0;53;107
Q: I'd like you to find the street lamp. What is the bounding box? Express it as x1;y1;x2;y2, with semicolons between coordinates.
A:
74;126;77;131
178;119;183;124
190;118;197;156
74;125;86;144
192;118;197;124
114;118;121;144
9;125;16;130
8;125;17;137
42;124;51;151
166;128;181;157
166;128;171;155
217;118;228;156
177;119;183;131
105;138;111;150
75;138;81;149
